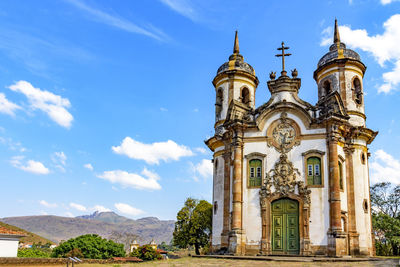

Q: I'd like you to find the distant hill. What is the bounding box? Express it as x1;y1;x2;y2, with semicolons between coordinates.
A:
0;212;175;245
0;221;55;245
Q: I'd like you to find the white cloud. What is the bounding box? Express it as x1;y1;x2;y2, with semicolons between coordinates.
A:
381;0;400;4
84;163;94;171
52;151;67;172
370;149;400;185
11;156;50;175
97;168;161;190
321;15;400;93
52;151;67;166
39;200;57;208
70;202;87;212
0;93;20;116
0;137;26;152
8;81;73;128
93;205;111;212
195;147;208;154
160;107;168;112
190;159;213;181
112;137;194;165
64;212;74;217
66;0;169;42
160;0;199;21
114;203;144;216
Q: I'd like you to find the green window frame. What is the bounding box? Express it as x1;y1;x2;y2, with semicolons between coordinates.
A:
306;157;321;185
249;159;262;187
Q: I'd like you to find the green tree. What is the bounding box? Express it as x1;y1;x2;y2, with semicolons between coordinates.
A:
371;182;400;256
51;234;125;259
129;244;161;261
173;198;212;255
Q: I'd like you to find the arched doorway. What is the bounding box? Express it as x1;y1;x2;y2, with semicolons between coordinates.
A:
271;198;299;255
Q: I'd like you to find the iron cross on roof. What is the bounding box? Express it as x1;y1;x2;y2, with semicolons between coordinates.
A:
275;42;291;76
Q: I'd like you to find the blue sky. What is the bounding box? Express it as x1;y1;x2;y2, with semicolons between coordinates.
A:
0;0;399;220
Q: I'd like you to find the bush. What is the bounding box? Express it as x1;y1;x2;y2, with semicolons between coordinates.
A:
129;245;162;261
18;248;51;258
51;234;125;259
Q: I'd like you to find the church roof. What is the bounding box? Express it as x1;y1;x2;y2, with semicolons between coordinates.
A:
317;19;361;68
216;31;256;76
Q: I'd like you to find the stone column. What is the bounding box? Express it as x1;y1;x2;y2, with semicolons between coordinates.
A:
229;130;244;255
344;146;360;255
327;124;346;256
221;149;231;248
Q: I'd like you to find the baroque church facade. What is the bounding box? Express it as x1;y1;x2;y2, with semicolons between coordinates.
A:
205;20;377;257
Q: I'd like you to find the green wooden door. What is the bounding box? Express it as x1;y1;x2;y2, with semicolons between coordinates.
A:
271;198;299;254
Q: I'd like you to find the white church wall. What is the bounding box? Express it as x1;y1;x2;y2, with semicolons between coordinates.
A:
352;144;372;253
242;141;265;245
242;135;330;247
212;155;225;245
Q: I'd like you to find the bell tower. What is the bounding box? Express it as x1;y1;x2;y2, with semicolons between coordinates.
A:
314;19;367;127
212;31;259;133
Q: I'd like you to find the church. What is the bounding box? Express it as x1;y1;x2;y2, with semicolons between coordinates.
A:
205;20;377;257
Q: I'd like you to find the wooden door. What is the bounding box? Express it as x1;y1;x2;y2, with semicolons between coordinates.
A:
271;198;299;255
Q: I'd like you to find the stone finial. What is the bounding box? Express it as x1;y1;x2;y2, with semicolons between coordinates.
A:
334;18;341;44
233;30;239;54
291;68;298;78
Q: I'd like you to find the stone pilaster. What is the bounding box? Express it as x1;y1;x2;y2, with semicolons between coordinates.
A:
229;130;245;255
344;146;360;255
327;124;346;256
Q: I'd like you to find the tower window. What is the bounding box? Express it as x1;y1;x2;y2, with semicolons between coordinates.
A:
323;80;331;96
249;159;262;187
241;87;250;105
307;157;322;185
353;78;362;105
215;88;223;117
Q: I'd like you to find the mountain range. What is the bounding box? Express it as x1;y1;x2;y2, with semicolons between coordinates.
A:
0;211;175;245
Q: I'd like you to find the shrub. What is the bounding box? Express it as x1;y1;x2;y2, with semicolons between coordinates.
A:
129;245;162;261
18;248;51;258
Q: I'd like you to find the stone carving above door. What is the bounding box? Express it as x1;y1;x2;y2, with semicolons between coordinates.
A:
259;153;311;207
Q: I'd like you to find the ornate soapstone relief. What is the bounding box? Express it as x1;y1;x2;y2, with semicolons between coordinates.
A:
268;112;300;153
259;153;311;207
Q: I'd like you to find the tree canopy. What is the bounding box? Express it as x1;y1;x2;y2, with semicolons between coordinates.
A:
173;198;212;255
51;234;125;259
371;182;400;256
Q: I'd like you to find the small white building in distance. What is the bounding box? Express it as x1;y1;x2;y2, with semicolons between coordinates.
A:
0;225;25;257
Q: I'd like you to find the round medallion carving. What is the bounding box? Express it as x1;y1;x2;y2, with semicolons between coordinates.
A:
268;112;301;152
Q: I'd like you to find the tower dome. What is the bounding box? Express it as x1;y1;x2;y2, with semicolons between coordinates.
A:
216;31;256;76
317;19;362;69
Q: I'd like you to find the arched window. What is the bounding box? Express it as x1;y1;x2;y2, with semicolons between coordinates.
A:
323;80;331;96
215;88;223;117
241;87;250;105
249;159;262;187
338;161;344;191
307;157;321;185
353;78;362;105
